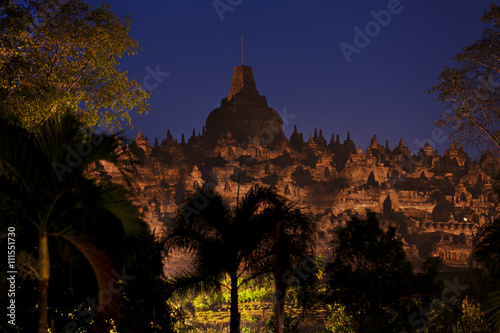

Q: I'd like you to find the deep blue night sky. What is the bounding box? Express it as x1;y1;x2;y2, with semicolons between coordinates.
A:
98;0;493;158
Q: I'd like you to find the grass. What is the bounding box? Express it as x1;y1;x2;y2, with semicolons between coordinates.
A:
171;270;332;332
184;302;330;333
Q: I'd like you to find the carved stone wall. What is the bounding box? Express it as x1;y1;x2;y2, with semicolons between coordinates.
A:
95;65;499;274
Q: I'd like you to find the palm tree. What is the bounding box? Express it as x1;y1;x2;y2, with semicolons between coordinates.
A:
165;185;315;333
0;112;144;332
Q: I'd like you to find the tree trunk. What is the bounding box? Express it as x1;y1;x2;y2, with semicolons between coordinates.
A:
38;231;50;333
229;271;240;333
274;220;287;333
275;299;284;333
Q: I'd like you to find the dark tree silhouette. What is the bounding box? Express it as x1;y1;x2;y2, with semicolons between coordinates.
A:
474;216;500;331
116;231;177;333
430;4;500;152
326;212;442;332
165;186;315;333
0;112;145;332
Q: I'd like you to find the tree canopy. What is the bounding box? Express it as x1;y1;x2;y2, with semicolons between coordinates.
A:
326;212;442;332
474;216;500;331
430;4;500;153
0;112;148;332
165;185;316;333
0;0;148;130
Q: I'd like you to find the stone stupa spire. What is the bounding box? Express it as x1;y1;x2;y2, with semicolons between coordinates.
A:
205;64;284;145
227;65;260;101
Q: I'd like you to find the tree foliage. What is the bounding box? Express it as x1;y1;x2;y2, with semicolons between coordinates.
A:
430;4;500;153
117;231;177;333
0;0;148;130
326;212;442;332
165;185;316;333
265;311;300;333
454;297;493;333
474;216;500;331
0;111;146;332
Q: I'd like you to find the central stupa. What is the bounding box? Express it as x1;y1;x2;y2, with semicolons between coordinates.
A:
205;65;285;146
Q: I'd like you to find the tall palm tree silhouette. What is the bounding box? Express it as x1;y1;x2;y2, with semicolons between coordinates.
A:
165;185;315;333
0;113;144;332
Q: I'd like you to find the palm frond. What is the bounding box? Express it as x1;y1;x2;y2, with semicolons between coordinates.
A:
97;184;144;238
169;269;224;296
474;218;500;275
484;281;500;331
52;232;121;319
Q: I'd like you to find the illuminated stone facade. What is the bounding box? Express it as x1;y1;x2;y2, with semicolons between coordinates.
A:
96;65;499;273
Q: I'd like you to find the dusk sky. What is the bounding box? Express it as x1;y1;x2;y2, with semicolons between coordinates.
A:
100;0;493;158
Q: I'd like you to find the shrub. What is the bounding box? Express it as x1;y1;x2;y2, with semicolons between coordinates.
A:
265;312;300;333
